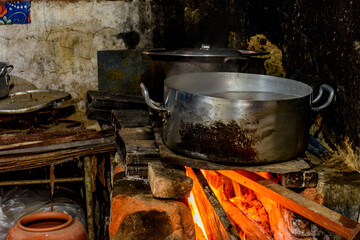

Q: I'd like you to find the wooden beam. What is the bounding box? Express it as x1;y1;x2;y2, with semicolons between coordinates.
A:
186;167;233;240
0;136;115;156
0;143;116;173
117;126;153;141
193;169;241;240
348;224;360;240
221;200;272;240
202;170;272;240
111;109;149;129
218;169;360;239
0;129;96;146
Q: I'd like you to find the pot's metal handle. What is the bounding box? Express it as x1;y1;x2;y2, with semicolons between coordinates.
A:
311;84;334;111
0;65;14;86
224;56;249;63
140;83;167;113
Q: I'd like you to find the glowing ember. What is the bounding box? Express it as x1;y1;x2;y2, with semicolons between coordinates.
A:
230;195;271;234
188;191;208;240
202;170;272;238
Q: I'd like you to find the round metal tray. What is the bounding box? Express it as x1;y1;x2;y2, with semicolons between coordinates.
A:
0;89;71;114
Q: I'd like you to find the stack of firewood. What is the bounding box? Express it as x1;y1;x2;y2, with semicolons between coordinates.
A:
86;91;147;123
0;129;116;173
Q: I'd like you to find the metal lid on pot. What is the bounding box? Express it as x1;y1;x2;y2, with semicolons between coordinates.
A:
142;44;269;59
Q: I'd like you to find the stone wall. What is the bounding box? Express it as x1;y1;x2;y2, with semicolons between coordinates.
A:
0;0;152;109
0;0;359;167
148;0;360;171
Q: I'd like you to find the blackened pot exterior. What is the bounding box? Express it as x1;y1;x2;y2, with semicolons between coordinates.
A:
141;72;334;165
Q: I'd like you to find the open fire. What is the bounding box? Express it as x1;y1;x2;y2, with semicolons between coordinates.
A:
110;111;360;240
205;170;272;238
187;191;208;240
186;167;273;240
185;168;360;240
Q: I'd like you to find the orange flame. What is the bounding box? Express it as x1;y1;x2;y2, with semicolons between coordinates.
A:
241;231;248;240
188;191;208;239
201;170;272;237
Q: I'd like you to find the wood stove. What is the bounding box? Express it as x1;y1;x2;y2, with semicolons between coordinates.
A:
106;100;360;240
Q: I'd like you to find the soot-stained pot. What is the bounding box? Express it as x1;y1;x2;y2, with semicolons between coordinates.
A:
0;62;14;99
141;72;334;165
142;44;268;102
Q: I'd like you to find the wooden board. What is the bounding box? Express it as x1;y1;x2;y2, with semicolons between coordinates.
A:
86;91;147;123
0;135;115;156
193;170;242;240
0;143;116;173
115;125;160;178
124;139;160;166
86;91;146;110
112;109;150;129
221;200;272;240
186;167;233;240
0;130;116;173
118;126;154;141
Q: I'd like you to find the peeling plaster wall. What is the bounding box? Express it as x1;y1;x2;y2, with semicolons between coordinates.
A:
0;0;152;109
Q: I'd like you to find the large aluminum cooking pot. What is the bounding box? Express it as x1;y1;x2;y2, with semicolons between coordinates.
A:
143;44;268;102
140;72;334;165
0;63;14;99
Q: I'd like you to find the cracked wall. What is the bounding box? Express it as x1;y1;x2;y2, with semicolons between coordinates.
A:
0;0;152;109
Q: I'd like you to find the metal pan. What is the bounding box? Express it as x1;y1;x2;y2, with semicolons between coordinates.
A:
141;72;334;165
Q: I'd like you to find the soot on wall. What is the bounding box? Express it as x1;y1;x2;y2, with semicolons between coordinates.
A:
150;0;360;163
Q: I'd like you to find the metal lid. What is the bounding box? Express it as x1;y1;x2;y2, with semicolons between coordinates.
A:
143;44;269;59
0;89;71;114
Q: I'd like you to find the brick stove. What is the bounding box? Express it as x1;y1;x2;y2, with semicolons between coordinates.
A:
104;97;360;240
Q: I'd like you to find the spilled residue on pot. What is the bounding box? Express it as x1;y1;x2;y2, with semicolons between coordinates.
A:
177;120;257;162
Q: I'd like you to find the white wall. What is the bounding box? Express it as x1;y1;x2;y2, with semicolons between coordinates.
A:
0;0;152;109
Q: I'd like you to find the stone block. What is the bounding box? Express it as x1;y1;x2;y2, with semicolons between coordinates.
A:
280;171;318;188
148;162;193;199
281;207;328;239
281;208;313;238
109;178;195;240
301;188;323;204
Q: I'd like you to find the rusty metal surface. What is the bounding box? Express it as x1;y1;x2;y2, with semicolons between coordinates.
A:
97;50;151;95
153;126;311;173
177;120;257;161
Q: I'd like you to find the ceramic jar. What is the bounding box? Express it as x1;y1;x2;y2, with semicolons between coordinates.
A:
6;212;88;240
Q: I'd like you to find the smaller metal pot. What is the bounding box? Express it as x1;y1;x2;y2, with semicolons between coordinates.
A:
0;62;14;99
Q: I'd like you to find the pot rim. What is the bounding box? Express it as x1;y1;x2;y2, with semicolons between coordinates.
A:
164;72;314;102
142;47;268;59
18;212;73;232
